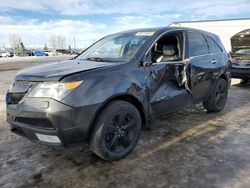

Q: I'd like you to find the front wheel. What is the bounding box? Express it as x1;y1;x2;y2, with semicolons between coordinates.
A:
203;78;228;112
89;100;142;161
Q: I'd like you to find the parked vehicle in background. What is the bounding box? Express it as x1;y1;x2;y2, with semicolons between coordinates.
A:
34;51;48;56
230;29;250;83
55;49;69;55
6;27;231;161
1;51;14;57
43;50;57;56
0;49;14;58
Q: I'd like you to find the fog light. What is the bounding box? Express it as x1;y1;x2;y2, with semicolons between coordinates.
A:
35;133;61;143
41;101;49;109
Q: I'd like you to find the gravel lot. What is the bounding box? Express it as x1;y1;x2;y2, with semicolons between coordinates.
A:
0;57;250;188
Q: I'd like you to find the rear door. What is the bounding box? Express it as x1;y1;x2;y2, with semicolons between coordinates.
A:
187;32;214;103
206;35;226;74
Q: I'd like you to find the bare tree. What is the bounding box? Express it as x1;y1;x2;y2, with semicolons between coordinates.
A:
57;35;66;49
49;34;57;49
49;34;66;49
9;33;21;49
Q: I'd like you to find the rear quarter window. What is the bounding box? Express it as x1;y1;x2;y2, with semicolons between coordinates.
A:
188;32;209;57
207;36;223;53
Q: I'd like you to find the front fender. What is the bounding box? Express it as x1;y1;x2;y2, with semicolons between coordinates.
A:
62;76;146;107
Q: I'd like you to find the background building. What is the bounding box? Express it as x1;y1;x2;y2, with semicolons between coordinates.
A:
169;18;250;52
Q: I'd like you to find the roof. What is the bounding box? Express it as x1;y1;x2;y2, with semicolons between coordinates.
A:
111;26;215;36
114;27;164;34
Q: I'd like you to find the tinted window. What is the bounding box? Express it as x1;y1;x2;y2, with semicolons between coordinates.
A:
234;48;250;54
207;36;223;53
77;33;150;62
150;33;181;63
188;32;209;56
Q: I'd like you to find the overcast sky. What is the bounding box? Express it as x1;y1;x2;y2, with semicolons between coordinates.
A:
0;0;250;48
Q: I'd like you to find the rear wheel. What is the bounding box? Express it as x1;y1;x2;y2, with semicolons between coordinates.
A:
203;78;228;112
89;100;142;161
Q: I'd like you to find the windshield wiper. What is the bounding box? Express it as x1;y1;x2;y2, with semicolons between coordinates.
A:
86;57;104;62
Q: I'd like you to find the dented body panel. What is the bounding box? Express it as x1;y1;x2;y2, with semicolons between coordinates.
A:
145;62;193;117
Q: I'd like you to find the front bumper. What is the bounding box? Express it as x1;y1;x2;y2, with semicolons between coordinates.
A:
6;97;98;147
231;64;250;79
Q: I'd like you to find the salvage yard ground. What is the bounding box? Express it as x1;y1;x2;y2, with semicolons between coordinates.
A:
0;57;250;188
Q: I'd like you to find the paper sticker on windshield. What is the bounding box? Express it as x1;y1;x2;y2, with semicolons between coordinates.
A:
135;32;154;36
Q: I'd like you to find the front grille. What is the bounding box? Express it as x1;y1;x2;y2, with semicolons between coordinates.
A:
232;61;250;68
15;117;54;129
6;93;25;104
11;81;39;93
7;81;41;104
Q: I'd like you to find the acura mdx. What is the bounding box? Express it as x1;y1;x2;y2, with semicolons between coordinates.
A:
6;27;231;160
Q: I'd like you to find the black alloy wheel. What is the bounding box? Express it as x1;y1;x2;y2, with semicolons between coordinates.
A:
203;78;228;112
90;100;142;161
104;111;138;153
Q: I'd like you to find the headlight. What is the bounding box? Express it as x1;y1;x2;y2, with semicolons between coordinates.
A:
28;81;83;101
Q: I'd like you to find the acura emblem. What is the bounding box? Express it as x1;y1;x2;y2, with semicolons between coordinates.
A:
239;62;246;67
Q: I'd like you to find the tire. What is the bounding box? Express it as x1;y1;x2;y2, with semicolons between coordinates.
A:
203;78;228;112
89;100;142;161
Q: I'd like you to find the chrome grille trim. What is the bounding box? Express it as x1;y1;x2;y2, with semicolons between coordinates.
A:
7;81;42;104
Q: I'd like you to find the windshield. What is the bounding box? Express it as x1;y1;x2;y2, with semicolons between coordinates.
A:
76;32;152;62
234;48;250;54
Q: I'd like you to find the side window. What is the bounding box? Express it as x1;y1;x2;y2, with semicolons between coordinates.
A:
207;36;223;53
188;32;209;57
150;32;183;63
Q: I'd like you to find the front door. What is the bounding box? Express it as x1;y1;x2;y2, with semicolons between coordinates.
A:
145;31;193;118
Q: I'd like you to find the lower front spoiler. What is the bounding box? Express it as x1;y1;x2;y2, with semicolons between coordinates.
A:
10;123;63;147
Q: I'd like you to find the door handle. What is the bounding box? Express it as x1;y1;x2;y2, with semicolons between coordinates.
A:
211;59;217;64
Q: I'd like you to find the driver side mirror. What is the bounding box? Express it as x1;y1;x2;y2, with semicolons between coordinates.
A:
141;54;153;67
142;60;153;67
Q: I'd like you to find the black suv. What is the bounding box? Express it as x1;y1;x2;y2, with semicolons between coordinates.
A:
230;29;250;83
6;27;231;161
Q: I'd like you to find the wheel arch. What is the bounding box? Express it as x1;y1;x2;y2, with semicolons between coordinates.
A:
86;94;147;141
211;73;229;92
219;73;228;83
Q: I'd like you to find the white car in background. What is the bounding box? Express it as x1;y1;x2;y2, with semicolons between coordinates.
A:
0;50;14;58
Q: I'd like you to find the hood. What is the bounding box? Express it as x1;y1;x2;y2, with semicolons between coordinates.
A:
231;29;250;51
231;53;250;61
15;59;123;81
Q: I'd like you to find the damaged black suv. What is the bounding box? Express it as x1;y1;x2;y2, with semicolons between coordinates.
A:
6;27;231;161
